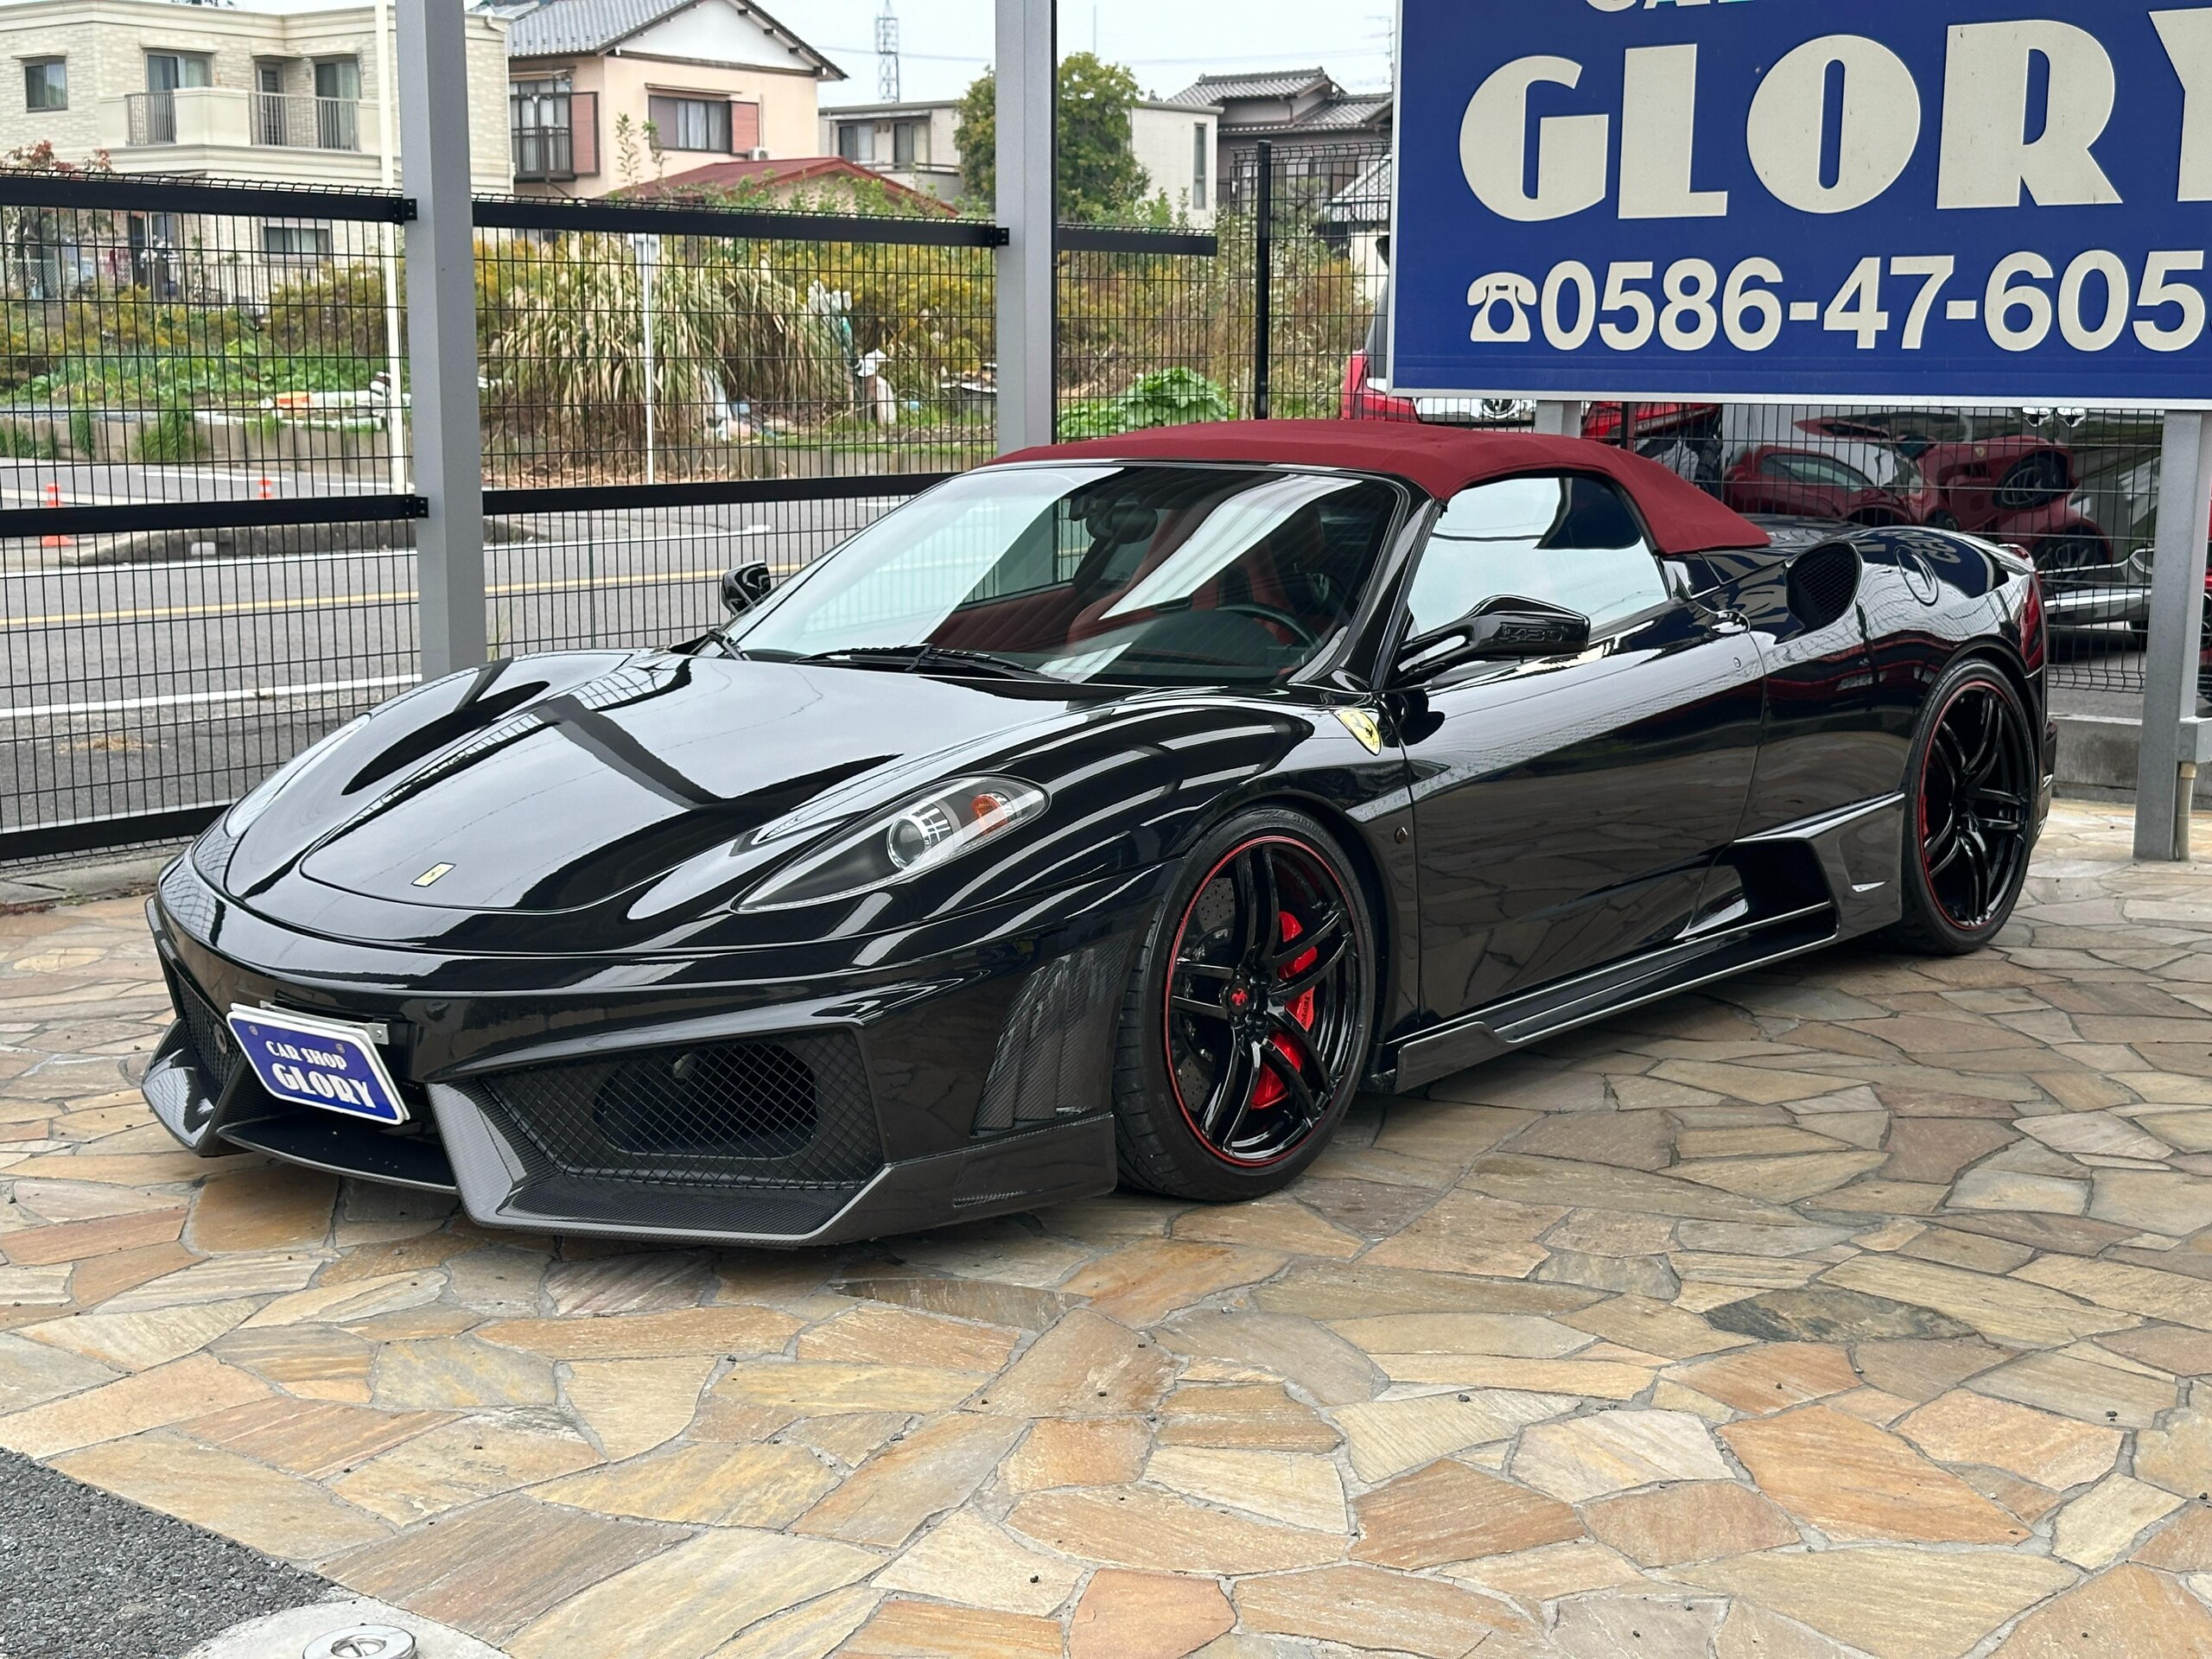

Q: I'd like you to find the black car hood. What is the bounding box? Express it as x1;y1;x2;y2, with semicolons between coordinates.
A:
226;652;1085;917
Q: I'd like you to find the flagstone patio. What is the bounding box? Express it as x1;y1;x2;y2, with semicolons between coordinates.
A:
3;802;2212;1658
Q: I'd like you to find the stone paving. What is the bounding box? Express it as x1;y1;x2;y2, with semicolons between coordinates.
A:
3;803;2212;1658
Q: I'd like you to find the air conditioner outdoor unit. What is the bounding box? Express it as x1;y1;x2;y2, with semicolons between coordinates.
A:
747;148;771;161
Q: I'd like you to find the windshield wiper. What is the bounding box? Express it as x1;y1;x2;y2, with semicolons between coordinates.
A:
798;645;1062;683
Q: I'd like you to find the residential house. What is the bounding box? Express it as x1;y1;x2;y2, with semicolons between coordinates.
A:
818;96;1222;222
817;99;957;200
1164;68;1391;207
501;0;843;196
0;0;512;189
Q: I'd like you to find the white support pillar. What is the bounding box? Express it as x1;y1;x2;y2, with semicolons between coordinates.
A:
397;0;486;678
2136;410;2212;860
1532;401;1586;439
995;0;1055;454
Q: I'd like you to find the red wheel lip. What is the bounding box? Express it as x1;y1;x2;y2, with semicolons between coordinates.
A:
1162;833;1354;1172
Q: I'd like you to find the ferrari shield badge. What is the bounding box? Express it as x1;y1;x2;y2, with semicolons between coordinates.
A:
1335;709;1384;754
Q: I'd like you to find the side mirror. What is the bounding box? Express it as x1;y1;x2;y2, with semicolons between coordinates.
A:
721;562;774;617
1395;596;1592;683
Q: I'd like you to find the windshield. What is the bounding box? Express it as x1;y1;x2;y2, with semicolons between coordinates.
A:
728;464;1402;687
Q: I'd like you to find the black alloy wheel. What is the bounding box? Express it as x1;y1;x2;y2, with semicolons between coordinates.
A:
1889;661;2039;955
1112;808;1375;1200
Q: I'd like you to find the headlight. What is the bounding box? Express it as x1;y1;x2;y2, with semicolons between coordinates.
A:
738;775;1047;912
222;715;369;837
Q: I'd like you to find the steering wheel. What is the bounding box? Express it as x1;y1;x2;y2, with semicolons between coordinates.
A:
1213;602;1319;648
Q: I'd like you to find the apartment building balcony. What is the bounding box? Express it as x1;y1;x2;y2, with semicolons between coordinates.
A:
99;88;385;185
510;92;598;185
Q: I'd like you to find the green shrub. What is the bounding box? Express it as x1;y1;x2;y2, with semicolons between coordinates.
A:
1056;368;1233;440
135;404;202;461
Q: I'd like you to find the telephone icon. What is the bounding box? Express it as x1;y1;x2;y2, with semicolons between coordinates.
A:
1467;273;1537;344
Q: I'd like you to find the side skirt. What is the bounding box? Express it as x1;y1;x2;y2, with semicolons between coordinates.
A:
1385;792;1905;1095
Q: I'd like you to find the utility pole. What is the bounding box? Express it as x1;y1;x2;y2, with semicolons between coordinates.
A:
995;0;1055;453
876;0;900;103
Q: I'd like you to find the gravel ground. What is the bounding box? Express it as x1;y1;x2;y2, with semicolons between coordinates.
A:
0;1450;329;1659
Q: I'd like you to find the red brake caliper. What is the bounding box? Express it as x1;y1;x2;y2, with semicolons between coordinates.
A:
1251;910;1319;1110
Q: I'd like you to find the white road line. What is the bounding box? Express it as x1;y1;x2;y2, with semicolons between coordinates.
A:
3;673;420;722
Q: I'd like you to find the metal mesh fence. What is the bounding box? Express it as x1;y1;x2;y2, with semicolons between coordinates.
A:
0;178;411;505
486;493;914;658
3;519;420;841
473;200;999;488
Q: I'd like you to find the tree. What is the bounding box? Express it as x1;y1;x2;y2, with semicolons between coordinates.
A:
954;53;1151;223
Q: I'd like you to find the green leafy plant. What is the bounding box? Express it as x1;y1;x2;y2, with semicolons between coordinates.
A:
1056;367;1232;439
135;403;203;461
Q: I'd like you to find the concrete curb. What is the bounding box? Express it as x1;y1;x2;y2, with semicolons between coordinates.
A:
0;847;182;913
181;1596;509;1659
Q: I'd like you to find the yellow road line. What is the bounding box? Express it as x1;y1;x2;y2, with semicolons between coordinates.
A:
3;569;728;631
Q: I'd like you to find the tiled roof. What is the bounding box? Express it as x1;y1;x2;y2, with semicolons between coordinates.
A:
505;0;841;75
618;155;957;212
1301;93;1393;130
1164;68;1333;106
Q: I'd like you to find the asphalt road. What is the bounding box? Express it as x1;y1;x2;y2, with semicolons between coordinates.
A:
0;1449;328;1659
3;497;896;833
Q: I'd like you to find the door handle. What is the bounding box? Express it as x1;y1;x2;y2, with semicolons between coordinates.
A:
1712;609;1751;635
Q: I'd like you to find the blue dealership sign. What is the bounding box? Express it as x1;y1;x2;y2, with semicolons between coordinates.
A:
1390;1;2212;404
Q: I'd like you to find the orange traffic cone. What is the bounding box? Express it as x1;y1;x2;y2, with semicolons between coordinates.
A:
39;480;69;550
256;476;276;500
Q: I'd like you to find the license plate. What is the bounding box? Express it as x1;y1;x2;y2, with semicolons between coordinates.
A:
226;1005;408;1125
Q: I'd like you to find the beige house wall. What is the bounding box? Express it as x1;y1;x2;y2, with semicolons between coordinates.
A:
524;52;819;193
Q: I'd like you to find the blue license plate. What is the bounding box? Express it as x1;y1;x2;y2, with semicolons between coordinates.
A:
226;1006;408;1125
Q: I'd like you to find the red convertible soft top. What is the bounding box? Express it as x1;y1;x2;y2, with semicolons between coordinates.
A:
994;419;1771;556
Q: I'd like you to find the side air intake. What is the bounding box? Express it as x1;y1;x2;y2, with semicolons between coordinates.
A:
1787;542;1864;634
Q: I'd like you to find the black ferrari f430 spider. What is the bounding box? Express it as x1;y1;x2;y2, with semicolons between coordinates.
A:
144;423;2056;1244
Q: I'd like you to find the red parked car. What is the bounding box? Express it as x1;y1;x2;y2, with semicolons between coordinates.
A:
1721;445;1933;528
1915;437;2114;571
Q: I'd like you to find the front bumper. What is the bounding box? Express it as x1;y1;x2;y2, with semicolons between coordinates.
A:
144;858;1161;1245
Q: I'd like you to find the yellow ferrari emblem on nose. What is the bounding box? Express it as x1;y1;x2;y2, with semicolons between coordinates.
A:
414;863;454;888
1335;709;1384;754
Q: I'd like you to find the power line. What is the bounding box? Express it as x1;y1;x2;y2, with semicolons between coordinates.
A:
820;44;1392;69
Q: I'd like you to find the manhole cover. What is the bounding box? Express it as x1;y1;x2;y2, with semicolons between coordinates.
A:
304;1626;417;1659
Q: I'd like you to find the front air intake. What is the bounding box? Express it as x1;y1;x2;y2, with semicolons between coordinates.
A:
473;1031;883;1190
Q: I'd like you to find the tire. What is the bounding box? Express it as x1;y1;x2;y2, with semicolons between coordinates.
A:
1885;659;2039;957
1110;806;1376;1202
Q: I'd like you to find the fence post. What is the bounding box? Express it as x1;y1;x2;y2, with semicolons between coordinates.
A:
1253;140;1274;421
397;0;486;678
1532;402;1584;438
995;0;1055;453
2134;410;2212;860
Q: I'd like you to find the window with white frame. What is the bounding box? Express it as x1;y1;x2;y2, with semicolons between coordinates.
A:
23;59;65;111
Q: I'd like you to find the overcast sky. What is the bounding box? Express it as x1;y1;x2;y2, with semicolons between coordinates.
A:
803;1;1397;106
